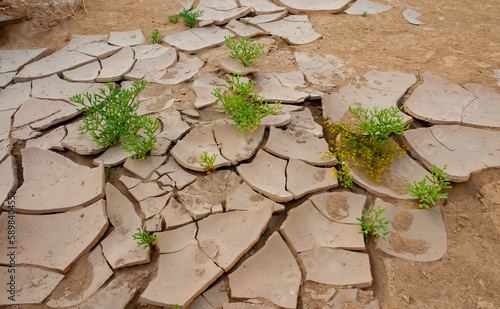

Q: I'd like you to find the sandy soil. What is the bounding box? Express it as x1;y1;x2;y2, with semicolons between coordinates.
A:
2;0;500;308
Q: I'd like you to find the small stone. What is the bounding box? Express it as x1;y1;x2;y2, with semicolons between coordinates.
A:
280;200;365;252
276;0;350;13
97;46;135;82
161;197;194;229
108;29;145;46
197;205;273;271
170;126;231;172
219;57;257;75
146;52;204;85
299;248;372;288
163;25;234;54
264;127;335;166
214;124;265;164
224;19;266;38
236;149;293;202
0;200;108;272
375;198;447;262
258;15;322;45
15;147;104;214
403;8;425;25
286;159;338;199
100;183;150;269
156;223;198;253
228;232;301;309
124;155;167;179
139;245;223;308
0;266;63;305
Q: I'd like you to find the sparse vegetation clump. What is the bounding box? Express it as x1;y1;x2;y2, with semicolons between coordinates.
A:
212;74;282;134
168;14;180;23
150;29;161;44
356;205;390;243
178;8;204;28
224;36;265;67
132;228;157;249
200;151;219;174
326;106;409;183
69;79;160;160
404;164;452;209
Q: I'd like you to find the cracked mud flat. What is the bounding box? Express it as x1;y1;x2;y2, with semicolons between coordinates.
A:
0;0;500;308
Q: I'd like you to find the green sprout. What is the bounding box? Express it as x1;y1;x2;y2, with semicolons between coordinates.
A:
212;73;282;134
178;8;204;28
242;18;250;25
200;151;218;174
356;205;390;243
333;160;354;189
362;11;368;17
224;36;265;67
403;164;452;209
168;14;180;23
150;29;161;44
132;228;157;249
69;79;159;160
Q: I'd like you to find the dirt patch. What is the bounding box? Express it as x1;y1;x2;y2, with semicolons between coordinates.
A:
388;233;429;255
47;250;94;301
326;194;350;221
391;210;413;232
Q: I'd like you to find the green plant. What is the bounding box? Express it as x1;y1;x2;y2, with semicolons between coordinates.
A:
168;14;180;23
200;151;218;174
105;166;115;178
178;8;204;28
334;160;354;189
356;205;390;243
122;116;160;160
242;18;250;25
212;74;282;134
403;164;452;209
132;228;157;249
325;106;408;183
224;36;265;67
362;11;368;17
70;79;159;160
150;29;161;44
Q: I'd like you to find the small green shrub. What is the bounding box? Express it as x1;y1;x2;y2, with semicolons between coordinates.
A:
356;205;390;243
334;160;355;189
242;18;250;25
168;14;180;23
212;74;282;134
178;8;204;28
200;151;218;174
224;36;265;67
70;79;159;160
132;228;157;249
150;29;161;44
325;106;408;183
122;116;160;160
403;164;451;209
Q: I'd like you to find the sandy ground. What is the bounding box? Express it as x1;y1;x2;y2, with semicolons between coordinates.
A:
1;0;500;308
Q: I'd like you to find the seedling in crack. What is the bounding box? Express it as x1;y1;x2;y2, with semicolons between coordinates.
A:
212;73;282;134
132;228;157;249
200;151;219;174
362;11;368;17
356;205;390;243
168;14;180;23
150;29;161;44
242;18;250;25
224;36;265;67
403;164;452;209
178;8;204;28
